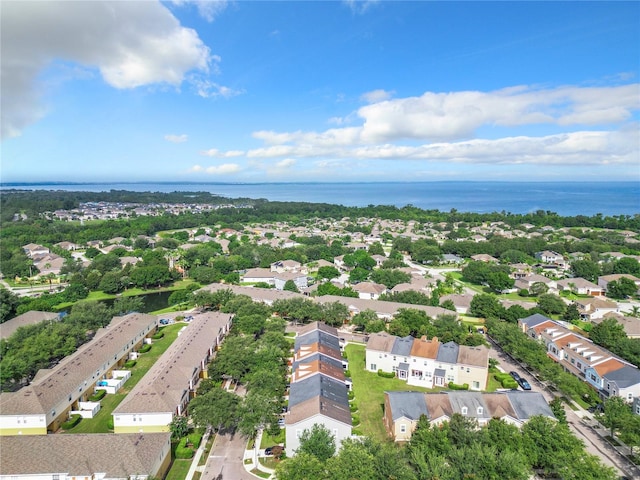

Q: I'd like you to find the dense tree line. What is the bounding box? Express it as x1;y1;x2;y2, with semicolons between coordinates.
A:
0;297;144;390
275;414;617;480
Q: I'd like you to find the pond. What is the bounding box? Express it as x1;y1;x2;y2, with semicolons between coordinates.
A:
99;290;173;313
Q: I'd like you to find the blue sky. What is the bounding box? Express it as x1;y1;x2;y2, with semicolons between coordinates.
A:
1;0;639;183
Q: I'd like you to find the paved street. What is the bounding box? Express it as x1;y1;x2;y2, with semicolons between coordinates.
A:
200;429;255;480
487;337;639;479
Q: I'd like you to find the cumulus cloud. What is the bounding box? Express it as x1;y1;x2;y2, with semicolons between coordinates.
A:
276;158;296;168
165;134;188;143
1;1;211;139
343;0;380;15
200;148;245;157
360;89;394;103
188;163;241;174
171;1;230;22
190;77;244;99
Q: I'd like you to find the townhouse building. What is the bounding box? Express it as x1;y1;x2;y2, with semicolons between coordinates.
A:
365;332;489;391
0;313;158;436
285;322;352;457
384;391;554;442
518;313;640;402
112;312;232;433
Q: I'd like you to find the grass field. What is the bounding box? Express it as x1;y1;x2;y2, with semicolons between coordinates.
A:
165;459;191;480
345;344;434;442
64;323;183;434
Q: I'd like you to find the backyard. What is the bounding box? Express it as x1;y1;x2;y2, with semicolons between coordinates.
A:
64;322;184;434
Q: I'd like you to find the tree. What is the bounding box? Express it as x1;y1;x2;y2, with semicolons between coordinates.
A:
562;303;581;322
189;387;240;431
297;423;336;461
112;296;145;316
571;260;601;282
283;280;299;293
469;294;505;319
618;413;640;455
597;396;631;437
487;271;515;293
317;265;340;280
537;293;566;315
352;309;379;330
529;281;549;296
169;415;189;439
549;398;567;424
613;257;640;276
607;277;637;299
0;288;20;323
590;318;627;350
275;452;325;480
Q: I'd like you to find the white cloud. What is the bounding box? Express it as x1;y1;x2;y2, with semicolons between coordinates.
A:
1;1;211;139
276;158;296;168
360;89;393;104
190;77;244;99
165;134;188;143
200;148;245;157
172;1;230;22
188;163;241;174
343;0;380;15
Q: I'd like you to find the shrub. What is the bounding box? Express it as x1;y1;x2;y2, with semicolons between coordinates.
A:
107;417;114;430
188;432;203;449
448;382;469;390
139;344;152;353
494;373;518;389
152;331;164;340
352;428;363;436
89;389;106;401
350;403;358;412
351;414;361;425
377;370;395;379
124;360;137;368
347;390;355;400
61;414;82;430
175;437;194;459
344;369;351;377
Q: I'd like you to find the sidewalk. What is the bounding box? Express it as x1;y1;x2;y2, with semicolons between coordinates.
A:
243;428;276;479
184;427;212;480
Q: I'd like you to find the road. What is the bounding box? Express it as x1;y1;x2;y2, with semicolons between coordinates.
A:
487;336;639;479
200;429;255;480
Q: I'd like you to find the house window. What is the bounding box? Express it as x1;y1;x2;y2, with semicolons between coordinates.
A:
461;407;468;415
477;407;483;415
370;364;377;371
393;356;396;361
400;424;407;433
473;381;480;389
466;368;470;373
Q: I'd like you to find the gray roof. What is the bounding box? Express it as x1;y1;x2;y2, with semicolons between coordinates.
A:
114;312;231;415
436;341;459;364
0;433;170;477
0;310;60;340
520;313;552;328
386;391;427;421
391;336;414;357
288;374;348;408
294;330;340;351
506;391;555;419
293;352;343;371
604;365;640;388
446;391;487;418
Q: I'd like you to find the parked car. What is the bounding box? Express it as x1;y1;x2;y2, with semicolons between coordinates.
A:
278;418;285;428
517;378;532;390
265;447;274;456
509;371;521;381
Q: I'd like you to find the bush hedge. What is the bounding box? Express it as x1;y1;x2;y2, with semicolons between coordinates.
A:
89;389;106;401
151;331;164;340
107;417;114;430
61;414;82;430
188;432;203;449
175;437;194;459
377;370;395;379
494;373;518;389
139;344;152;353
344;369;351;377
351;414;361;426
347;390;355;400
124;360;137;368
349;403;358;412
448;382;469;390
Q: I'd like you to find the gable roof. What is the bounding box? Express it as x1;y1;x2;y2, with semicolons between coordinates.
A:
436;341;460;364
0;310;60;340
604;365;640;388
0;433;170;477
288;375;349;408
386;391;428;421
366;331;396;353
410;336;440;359
391;336;414;357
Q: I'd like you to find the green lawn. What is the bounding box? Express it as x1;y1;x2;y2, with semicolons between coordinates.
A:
64;323;183;434
261;428;285;448
345;344;435;442
165;459;192;480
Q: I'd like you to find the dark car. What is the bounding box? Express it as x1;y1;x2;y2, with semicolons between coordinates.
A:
265;447;274;456
509;371;521;381
518;378;532;390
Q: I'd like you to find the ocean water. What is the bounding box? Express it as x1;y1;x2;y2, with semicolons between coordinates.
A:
2;181;638;216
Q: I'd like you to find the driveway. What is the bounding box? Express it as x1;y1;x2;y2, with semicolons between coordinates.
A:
200;429;254;480
487;337;639;478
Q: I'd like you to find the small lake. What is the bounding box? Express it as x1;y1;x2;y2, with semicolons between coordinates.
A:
99;291;173;313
